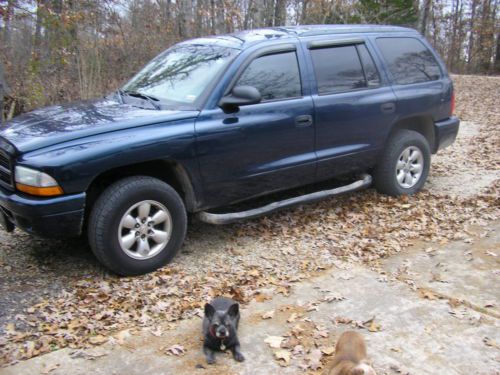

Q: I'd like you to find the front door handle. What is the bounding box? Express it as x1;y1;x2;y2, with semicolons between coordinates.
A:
295;115;313;127
381;102;396;114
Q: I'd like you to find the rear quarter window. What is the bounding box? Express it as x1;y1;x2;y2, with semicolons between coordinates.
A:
376;37;442;85
357;44;381;87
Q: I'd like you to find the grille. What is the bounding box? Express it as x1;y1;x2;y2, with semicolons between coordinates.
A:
0;149;14;189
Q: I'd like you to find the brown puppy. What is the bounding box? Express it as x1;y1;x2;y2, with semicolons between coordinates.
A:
323;331;376;375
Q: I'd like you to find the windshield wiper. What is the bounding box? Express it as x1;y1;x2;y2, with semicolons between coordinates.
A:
119;90;161;110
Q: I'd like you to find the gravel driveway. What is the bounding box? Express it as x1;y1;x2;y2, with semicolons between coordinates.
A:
0;75;499;372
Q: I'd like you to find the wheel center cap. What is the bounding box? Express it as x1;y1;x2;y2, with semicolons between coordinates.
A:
139;225;148;236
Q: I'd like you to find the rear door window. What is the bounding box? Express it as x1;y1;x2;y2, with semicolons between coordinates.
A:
310;44;380;94
235;52;302;101
310;45;365;94
376;37;442;85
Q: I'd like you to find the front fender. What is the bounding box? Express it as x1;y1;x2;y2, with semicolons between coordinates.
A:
16;118;200;195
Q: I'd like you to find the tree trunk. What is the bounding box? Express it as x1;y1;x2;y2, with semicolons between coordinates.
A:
33;0;48;62
448;0;460;72
274;0;286;26
177;1;187;38
195;0;203;36
495;32;500;73
488;0;498;72
0;61;9;124
301;0;309;24
244;0;254;29
2;0;14;45
265;0;275;27
467;0;478;72
419;0;432;36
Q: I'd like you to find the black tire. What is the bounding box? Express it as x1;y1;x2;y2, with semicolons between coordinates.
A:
374;130;431;196
88;176;187;276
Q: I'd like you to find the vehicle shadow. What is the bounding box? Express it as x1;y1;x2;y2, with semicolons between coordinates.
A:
0;230;103;327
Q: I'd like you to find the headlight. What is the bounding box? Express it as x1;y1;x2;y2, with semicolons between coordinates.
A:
15;166;64;196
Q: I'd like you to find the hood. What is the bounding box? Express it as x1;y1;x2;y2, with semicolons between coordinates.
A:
0;97;199;153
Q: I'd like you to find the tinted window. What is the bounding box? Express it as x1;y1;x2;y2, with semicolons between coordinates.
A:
357;44;380;87
376;37;441;85
236;52;301;101
310;45;366;94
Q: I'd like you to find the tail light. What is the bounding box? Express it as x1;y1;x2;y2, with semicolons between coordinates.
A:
450;90;455;116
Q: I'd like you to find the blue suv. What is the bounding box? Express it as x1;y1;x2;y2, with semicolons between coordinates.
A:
0;25;459;275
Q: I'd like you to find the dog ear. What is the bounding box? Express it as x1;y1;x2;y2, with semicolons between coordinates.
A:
228;303;239;317
204;303;215;319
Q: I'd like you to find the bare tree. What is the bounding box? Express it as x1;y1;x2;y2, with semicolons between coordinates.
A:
0;61;10;123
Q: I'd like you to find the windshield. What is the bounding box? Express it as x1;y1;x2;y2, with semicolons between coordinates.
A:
122;44;239;106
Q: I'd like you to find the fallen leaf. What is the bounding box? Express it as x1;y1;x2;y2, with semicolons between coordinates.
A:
24;341;35;358
321;346;335;355
322;293;345;303
264;336;284;349
281;337;299;349
418;289;439;300
276;286;290;296
314;330;329;338
292;344;304;355
287;313;298;323
261;310;275;320
274;349;291;366
448;298;462;308
114;330;131;345
307;348;323;370
165;344;186;356
254;293;272;303
150;327;163;337
89;335;108;345
69;348;109;360
367;320;382;332
41;363;60;374
483;337;499;349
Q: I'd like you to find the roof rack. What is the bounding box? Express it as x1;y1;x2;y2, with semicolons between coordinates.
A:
300;26;414;36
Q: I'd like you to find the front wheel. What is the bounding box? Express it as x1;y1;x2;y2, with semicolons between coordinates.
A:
88;176;187;276
374;130;431;196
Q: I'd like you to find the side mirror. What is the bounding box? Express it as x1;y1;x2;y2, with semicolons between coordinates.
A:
219;85;261;110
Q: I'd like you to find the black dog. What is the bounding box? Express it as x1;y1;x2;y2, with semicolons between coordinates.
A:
203;297;245;364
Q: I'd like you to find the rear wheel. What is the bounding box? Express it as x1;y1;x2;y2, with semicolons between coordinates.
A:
88;176;187;276
374;130;431;196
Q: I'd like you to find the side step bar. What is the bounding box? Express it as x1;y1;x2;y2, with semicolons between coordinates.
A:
196;174;372;225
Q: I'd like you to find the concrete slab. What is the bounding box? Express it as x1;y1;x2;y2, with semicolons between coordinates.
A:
382;225;500;317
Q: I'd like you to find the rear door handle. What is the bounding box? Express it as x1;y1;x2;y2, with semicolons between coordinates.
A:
381;102;396;114
295;115;313;127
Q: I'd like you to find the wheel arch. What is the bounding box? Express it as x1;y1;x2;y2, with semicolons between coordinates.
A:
85;160;198;219
388;115;435;153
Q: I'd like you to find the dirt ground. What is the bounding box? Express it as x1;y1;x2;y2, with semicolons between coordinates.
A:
0;75;499;374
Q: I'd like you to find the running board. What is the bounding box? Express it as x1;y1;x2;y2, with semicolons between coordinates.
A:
196;174;372;225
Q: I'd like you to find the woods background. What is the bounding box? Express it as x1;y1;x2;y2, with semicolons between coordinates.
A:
0;0;498;118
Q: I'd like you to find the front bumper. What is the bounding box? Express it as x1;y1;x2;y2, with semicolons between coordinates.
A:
0;186;86;238
433;116;460;153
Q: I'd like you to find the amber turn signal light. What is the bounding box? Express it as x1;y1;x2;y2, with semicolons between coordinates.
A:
16;183;64;197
